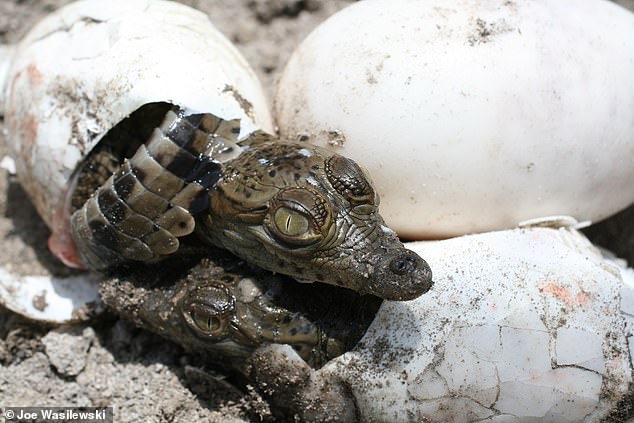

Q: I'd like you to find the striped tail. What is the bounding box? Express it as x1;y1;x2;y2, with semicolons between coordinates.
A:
71;108;241;270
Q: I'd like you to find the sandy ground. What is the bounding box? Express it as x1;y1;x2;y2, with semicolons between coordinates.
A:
1;0;634;422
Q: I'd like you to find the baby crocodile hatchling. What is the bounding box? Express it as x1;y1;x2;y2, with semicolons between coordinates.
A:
51;103;433;301
100;253;382;369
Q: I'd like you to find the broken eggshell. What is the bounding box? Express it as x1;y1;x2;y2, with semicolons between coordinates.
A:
253;226;634;422
274;0;634;239
0;43;14;114
4;0;273;230
0;0;273;323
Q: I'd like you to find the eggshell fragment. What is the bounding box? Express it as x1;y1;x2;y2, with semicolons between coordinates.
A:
309;227;634;422
0;269;102;324
275;0;634;239
0;44;14;114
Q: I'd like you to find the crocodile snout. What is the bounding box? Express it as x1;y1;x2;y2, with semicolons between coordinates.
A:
362;249;433;301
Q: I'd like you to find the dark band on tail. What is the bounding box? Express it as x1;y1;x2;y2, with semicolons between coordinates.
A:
71;108;239;270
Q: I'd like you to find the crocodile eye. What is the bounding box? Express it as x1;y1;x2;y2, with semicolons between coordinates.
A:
266;187;331;247
182;286;234;339
275;208;310;237
271;207;322;246
191;312;223;335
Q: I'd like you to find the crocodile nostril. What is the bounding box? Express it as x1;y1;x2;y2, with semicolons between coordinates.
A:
389;255;416;275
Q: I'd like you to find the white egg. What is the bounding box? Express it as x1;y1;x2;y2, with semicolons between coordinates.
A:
262;224;634;422
275;0;634;239
0;0;272;322
0;44;14;114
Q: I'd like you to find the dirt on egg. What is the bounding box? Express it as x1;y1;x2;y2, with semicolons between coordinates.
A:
1;0;634;422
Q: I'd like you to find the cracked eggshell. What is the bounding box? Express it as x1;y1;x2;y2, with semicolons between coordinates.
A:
0;270;102;324
317;227;634;422
275;0;634;239
0;0;272;323
0;44;14;114
3;0;273;229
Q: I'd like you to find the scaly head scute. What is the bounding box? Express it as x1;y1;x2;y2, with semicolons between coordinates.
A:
202;138;433;301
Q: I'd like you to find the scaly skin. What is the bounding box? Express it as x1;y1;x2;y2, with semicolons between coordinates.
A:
100;255;381;369
201;133;433;300
68;106;433;300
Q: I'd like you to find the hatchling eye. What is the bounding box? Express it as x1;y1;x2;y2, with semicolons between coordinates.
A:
185;303;230;339
271;207;322;246
191;312;223;335
182;286;234;339
274;208;310;237
266;187;331;247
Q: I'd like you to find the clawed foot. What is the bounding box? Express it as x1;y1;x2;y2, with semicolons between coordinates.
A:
246;344;357;423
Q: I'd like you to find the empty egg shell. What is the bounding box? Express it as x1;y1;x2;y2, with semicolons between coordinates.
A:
274;0;634;239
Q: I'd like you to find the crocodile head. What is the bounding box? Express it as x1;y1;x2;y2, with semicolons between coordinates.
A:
101;257;381;370
179;270;344;368
200;135;433;301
